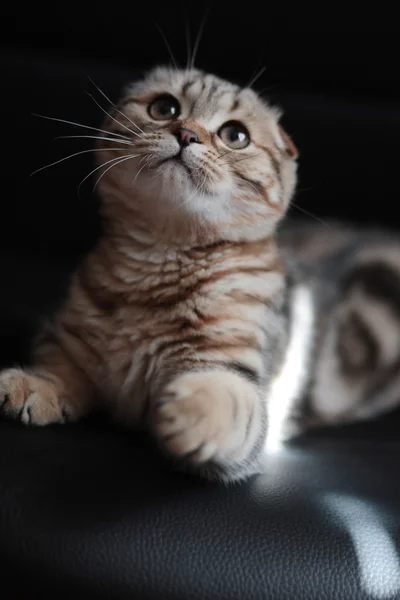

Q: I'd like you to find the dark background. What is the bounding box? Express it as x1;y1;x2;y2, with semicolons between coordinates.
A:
0;8;399;362
2;12;400;599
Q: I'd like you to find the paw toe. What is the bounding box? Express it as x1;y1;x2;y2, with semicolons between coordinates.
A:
21;391;65;425
0;370;67;425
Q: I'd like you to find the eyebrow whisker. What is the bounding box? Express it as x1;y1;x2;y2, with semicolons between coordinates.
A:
246;66;266;90
190;6;210;70
155;22;179;71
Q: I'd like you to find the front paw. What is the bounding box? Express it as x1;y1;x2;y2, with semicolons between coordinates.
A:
151;371;262;471
0;368;72;425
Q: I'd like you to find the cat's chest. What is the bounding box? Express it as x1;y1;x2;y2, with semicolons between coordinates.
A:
108;278;275;383
106;253;284;355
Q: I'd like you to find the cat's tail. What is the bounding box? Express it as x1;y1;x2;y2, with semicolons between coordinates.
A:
310;241;400;425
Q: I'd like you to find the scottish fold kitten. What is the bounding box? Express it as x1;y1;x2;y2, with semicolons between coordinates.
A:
0;67;398;481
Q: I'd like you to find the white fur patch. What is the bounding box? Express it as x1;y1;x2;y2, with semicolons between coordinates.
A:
269;186;280;205
264;285;315;452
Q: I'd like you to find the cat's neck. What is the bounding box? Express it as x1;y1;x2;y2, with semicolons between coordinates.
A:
99;207;280;264
99;184;280;249
86;225;282;309
84;186;283;306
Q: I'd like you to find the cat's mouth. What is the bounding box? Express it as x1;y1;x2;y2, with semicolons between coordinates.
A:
157;153;195;183
154;150;214;195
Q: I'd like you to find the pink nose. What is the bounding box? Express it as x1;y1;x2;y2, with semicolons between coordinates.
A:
174;127;201;147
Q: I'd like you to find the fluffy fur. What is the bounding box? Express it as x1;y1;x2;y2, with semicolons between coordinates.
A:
1;67;399;482
278;222;400;436
0;67;297;481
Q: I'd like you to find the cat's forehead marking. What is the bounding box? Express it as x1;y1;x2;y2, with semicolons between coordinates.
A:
132;67;252;114
124;67;281;145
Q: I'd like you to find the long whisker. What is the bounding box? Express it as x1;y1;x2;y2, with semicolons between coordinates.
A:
246;66;266;90
257;83;280;95
190;7;210;70
216;150;234;161
155;23;178;70
185;19;192;74
228;167;263;197
289;202;334;229
30;147;121;176
86;92;144;140
138;152;155;171
78;153;140;194
55;135;134;145
32;113;130;140
93;153;140;191
86;75;147;137
133;161;148;184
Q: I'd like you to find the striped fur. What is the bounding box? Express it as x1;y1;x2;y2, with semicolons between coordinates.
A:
3;67;397;481
0;67;297;482
279;222;400;431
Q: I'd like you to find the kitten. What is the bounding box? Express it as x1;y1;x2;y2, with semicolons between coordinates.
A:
0;67;298;481
1;67;398;482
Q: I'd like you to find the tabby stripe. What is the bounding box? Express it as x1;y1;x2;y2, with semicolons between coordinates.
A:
232;169;267;201
245;399;257;439
61;322;104;364
224;362;260;383
230;97;240;112
154;334;260;357
256;144;282;183
77;270;115;313
338;311;379;375
182;80;195;95
190;240;231;254
207;82;219;102
344;262;400;319
229;389;239;424
140;266;278;305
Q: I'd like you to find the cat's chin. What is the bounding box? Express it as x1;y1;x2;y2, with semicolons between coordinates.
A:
158;155;191;175
156;158;198;190
137;163;203;207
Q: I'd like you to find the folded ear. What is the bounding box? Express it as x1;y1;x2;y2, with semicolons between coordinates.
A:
278;125;299;159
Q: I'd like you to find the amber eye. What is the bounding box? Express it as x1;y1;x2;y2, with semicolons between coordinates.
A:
148;94;180;120
218;121;250;149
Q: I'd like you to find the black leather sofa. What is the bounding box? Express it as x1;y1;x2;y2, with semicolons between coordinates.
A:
1;16;400;599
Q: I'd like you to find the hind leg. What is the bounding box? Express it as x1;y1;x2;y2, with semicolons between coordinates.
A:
310;248;400;425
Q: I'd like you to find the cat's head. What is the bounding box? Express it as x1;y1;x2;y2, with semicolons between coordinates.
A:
97;66;298;242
